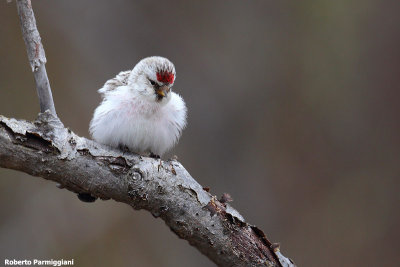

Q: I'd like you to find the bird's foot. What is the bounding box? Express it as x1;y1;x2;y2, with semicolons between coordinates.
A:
149;152;163;171
119;144;131;153
149;152;160;159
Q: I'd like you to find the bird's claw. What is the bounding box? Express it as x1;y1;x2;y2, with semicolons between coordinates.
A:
149;152;160;159
119;145;131;153
157;159;163;172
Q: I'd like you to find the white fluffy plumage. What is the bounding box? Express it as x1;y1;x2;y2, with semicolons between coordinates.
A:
89;56;187;156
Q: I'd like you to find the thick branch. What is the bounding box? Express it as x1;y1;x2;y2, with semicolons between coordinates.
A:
16;0;56;115
0;112;295;267
8;1;296;265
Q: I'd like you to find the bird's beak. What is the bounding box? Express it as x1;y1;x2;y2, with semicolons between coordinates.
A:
156;85;170;98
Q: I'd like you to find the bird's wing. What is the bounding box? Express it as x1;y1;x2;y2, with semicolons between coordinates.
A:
98;70;131;96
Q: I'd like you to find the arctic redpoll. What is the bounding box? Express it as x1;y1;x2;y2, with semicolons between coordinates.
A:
89;56;187;157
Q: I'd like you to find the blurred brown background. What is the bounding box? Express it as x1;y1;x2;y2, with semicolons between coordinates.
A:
1;1;399;266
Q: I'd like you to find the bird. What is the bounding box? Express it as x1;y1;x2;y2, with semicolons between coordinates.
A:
89;56;187;158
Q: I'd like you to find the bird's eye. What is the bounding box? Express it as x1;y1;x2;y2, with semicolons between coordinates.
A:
149;79;156;86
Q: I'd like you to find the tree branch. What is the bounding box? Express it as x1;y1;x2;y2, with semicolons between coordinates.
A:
16;0;56;115
4;1;296;266
0;113;295;267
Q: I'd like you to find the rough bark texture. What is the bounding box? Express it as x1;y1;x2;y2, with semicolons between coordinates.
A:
4;1;297;266
16;0;56;115
0;112;295;267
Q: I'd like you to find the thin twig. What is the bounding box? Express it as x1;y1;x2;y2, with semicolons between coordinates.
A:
15;0;56;115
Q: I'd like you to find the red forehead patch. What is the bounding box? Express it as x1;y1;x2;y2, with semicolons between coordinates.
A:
156;72;174;84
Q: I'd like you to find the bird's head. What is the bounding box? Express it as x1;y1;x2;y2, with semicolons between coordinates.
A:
128;56;176;104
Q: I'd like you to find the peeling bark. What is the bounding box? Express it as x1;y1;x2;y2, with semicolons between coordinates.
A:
4;1;297;266
0;112;296;267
